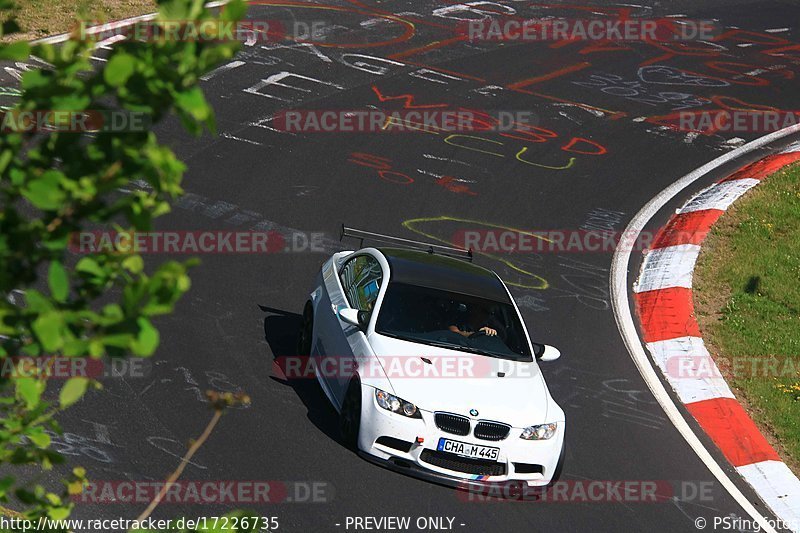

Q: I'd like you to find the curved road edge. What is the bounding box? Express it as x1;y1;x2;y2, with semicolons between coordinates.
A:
634;144;800;530
610;123;800;533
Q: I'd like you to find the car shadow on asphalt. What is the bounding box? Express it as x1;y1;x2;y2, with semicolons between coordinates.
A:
259;305;342;445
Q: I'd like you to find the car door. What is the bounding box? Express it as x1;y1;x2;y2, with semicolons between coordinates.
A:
319;253;383;407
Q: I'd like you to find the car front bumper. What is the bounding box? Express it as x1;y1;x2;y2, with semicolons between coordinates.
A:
357;386;565;489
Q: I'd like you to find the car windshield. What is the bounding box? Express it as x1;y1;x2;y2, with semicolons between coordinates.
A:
375;282;532;362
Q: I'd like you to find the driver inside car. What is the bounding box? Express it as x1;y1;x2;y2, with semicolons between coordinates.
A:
448;305;498;337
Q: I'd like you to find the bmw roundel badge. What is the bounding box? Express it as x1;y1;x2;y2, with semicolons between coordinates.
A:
469;409;479;417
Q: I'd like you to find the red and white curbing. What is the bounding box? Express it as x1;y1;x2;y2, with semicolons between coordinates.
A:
634;141;800;528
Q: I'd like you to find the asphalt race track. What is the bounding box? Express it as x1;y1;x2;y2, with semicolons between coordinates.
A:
3;1;800;531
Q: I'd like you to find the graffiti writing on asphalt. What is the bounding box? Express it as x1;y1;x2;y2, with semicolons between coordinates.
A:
371;86;608;171
147;436;207;470
402;216;551;290
550;366;667;430
45;431;115;463
551;257;611;311
140;366;251;409
247;1;417;49
0;86;21;111
573;71;712;110
401;219;618;310
225;40;613;155
581;208;626;234
20;419;120;464
644;94;789;135
348;152;478;195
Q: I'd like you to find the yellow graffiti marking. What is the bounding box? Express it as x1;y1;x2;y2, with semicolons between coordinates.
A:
443;135;579;170
516;147;577;169
402;215;550;290
382;115;442;135
443;134;504;157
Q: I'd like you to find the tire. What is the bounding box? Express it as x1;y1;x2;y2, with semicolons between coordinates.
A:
339;379;362;450
296;301;313;356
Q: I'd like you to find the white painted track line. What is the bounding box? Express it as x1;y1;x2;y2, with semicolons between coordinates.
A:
610;122;800;533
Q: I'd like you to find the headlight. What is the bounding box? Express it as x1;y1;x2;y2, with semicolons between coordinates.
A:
520;422;557;440
375;389;421;418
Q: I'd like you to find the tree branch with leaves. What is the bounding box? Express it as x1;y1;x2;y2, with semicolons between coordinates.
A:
0;0;253;528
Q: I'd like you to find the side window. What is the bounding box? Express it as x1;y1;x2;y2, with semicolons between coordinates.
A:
339;255;383;312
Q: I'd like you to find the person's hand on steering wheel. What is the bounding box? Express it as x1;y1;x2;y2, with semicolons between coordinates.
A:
471;326;497;337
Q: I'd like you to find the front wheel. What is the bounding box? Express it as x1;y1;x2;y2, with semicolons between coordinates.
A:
340;379;362;450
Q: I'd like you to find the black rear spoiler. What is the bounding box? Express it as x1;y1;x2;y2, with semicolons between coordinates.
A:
340;225;473;262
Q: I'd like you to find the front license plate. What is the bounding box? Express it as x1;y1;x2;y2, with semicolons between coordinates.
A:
437;438;499;461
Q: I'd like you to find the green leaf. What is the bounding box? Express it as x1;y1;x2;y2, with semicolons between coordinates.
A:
59;377;89;408
62;338;88;357
132;317;159;356
20;69;49;90
24;290;54;312
87;339;103;357
102;333;134;348
21;344;41;357
0;149;13;173
27;427;51;448
104;53;135;87
0;41;30;61
221;0;247;22
122;255;144;274
15;488;37;503
22;170;66;210
0;476;14;498
32;312;64;351
51;94;91;112
48;261;69;302
48;507;70;521
175;86;210;121
75;257;104;277
15;378;45;409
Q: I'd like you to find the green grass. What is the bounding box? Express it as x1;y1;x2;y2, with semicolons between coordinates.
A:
3;0;156;42
694;162;800;473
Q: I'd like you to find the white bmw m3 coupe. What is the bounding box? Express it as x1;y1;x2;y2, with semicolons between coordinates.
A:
297;228;565;489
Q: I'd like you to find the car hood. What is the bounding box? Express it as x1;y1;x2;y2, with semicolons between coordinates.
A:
365;333;555;427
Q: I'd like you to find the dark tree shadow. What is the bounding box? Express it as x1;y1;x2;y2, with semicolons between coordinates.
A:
744;276;761;294
258;305;340;442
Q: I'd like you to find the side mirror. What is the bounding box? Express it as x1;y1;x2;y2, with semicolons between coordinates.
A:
533;343;561;362
338;308;368;330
